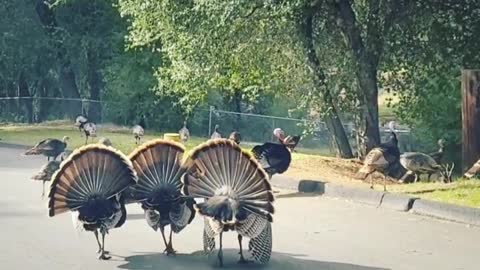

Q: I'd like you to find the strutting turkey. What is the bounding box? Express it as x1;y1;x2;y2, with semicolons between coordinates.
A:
31;160;60;197
228;131;241;144
399;152;453;183
83;122;97;144
179;121;190;145
252;134;300;178
182;139;274;266
464;159;480;179
132;118;145;145
47;144;137;260
273;128;300;151
24;136;69;161
128;139;195;255
355;132;400;191
75;114;88;136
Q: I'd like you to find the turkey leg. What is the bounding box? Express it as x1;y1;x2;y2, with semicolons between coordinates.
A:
237;234;253;264
98;230;111;260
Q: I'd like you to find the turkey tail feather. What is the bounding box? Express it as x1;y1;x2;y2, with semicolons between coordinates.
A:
128;139;186;202
48;145;137;217
183;139;274;222
354;165;374;179
464;159;480;178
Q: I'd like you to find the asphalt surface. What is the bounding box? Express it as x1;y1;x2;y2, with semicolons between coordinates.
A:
0;146;479;270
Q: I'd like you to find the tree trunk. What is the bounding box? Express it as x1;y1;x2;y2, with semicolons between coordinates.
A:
333;0;383;152
461;70;480;171
37;80;50;122
18;71;33;123
232;89;242;130
298;4;353;158
87;50;102;122
358;70;381;151
35;0;81;118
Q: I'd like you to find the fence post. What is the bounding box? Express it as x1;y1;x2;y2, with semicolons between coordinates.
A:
208;106;213;137
462;69;480;171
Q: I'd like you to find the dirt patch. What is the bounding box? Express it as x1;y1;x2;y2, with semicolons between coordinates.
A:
284;154;401;190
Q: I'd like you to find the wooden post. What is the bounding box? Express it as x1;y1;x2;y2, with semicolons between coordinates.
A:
462;70;480;171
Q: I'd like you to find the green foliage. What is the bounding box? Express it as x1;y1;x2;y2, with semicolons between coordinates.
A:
381;1;480;150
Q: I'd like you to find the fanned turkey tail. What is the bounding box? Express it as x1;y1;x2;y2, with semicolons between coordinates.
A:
47;144;136;260
129;139;187;203
129;139;195;254
183;139;274;222
48;144;136;216
182;139;274;266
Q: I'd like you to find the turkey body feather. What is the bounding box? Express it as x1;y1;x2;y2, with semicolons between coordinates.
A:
355;132;400;191
251;142;292;177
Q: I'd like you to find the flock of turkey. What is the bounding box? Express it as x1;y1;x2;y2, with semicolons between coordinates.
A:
23;117;300;267
18;113;480;266
354;131;480;191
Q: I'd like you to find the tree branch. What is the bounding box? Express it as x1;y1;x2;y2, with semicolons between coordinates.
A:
242;4;263;18
332;0;366;63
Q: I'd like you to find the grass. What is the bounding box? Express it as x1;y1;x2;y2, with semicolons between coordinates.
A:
0;121;205;154
2;122;480;208
390;180;480;208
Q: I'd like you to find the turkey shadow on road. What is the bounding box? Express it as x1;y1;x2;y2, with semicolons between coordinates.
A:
126;213;146;220
117;249;390;270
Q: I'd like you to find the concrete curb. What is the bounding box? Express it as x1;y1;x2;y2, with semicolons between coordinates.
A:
297;179;480;226
381;193;418;212
411;199;480;226
323;183;385;207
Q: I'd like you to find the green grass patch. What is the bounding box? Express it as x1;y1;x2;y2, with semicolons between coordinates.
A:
0;121;331;157
0;122;205;154
389;180;480;208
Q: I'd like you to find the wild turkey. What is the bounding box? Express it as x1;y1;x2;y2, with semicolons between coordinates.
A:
132;118;145;145
228;131;241;144
47;144;137;260
354;132;400;191
31;160;60;197
464;159;480;179
210;124;222;139
24;136;69;161
83;122;97;144
98;137;112;147
428;139;445;164
399;152;443;183
128;139;195;255
182;139;274;266
273;128;300;150
252;135;300;178
75;115;88;136
178;121;190;144
273;128;285;143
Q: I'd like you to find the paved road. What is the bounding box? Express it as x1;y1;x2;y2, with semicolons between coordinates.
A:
0;146;479;270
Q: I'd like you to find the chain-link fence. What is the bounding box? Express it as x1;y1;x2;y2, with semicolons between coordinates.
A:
1;96;418;156
0;97;102;123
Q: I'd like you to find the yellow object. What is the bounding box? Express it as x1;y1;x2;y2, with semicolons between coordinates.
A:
164;133;181;142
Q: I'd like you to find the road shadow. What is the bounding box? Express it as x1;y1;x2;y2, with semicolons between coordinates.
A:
117;249;390;270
